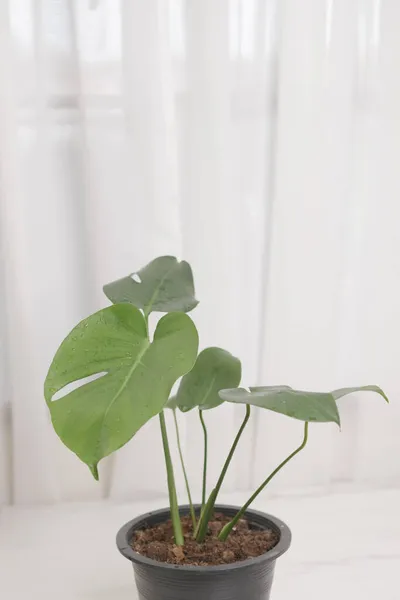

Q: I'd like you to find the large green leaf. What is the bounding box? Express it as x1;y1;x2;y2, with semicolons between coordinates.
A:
175;347;241;412
219;385;388;425
45;304;199;478
103;256;198;317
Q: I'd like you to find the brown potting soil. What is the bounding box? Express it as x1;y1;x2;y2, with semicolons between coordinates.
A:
131;512;279;566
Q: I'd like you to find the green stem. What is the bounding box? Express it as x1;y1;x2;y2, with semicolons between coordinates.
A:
196;404;251;542
172;409;196;530
159;411;184;545
213;404;251;500
199;409;208;510
143;311;149;337
218;421;309;541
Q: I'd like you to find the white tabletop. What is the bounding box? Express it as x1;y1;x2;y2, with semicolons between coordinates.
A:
0;489;399;599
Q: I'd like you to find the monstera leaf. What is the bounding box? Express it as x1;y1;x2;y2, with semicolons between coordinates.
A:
175;347;241;412
219;385;388;426
44;304;199;478
103;256;198;317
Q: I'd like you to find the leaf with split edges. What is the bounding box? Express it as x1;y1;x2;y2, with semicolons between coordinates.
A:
103;256;198;317
44;304;199;478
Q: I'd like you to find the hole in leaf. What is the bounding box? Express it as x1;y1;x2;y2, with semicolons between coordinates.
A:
52;372;108;401
131;273;142;283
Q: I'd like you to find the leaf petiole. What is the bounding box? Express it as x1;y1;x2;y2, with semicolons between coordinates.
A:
218;422;309;541
159;411;184;545
172;408;196;530
199;409;208;510
195;404;251;542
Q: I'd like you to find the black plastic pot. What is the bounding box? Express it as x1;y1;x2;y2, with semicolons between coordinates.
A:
116;504;291;600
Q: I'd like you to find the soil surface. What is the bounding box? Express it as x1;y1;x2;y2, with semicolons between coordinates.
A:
131;512;279;566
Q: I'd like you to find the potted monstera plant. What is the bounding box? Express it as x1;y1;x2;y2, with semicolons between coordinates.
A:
44;256;388;600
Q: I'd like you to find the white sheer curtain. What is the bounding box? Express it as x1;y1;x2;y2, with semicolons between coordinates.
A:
0;0;399;506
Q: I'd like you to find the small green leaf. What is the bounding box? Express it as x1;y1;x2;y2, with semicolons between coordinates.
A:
44;304;199;477
175;347;241;412
103;256;198;317
219;386;340;425
220;384;389;425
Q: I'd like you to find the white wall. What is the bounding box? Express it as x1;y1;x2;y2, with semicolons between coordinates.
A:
0;0;398;505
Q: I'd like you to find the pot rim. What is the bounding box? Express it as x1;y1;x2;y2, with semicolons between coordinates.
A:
116;504;291;572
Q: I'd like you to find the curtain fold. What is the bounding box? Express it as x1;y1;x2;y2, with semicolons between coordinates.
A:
0;0;399;505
